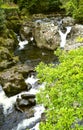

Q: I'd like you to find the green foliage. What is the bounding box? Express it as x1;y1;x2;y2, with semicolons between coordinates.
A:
76;36;83;43
60;0;83;22
17;0;61;14
73;0;83;22
36;47;83;130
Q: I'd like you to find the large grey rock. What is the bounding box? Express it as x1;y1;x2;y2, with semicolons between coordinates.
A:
33;21;60;50
65;24;83;50
16;94;36;108
62;17;75;26
0;64;33;96
19;16;83;51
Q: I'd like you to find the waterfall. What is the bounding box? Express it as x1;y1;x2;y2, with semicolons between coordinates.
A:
57;19;72;48
58;26;71;48
17;35;28;50
18;40;28;50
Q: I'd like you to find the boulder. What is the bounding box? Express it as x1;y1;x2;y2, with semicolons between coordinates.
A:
33;21;60;50
21;93;36;99
0;47;19;71
62;16;75;26
19;16;83;51
0;35;18;51
16;94;36;108
0;64;34;96
65;24;83;50
14;64;34;78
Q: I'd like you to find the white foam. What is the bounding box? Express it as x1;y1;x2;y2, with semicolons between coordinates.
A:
30;123;39;130
0;85;14;114
30;37;34;41
25;75;46;94
0;85;27;115
18;40;28;50
0;75;46;129
25;75;39;87
58;26;71;48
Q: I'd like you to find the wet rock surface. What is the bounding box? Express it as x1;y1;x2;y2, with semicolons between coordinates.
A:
19;16;83;51
0;64;33;96
16;93;36;108
0;13;83;130
65;24;83;50
0;108;26;130
33;20;59;50
0;105;4;129
0;74;44;130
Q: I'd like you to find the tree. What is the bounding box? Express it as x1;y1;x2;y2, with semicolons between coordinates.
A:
17;0;61;14
60;0;83;22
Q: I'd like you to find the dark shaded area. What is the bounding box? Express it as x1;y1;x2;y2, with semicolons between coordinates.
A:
0;108;26;130
15;41;58;67
17;0;62;14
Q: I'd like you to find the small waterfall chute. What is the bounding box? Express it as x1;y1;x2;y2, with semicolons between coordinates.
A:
17;35;28;50
58;26;71;48
57;19;72;48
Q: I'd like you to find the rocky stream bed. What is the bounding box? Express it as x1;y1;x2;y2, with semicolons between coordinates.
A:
0;15;83;130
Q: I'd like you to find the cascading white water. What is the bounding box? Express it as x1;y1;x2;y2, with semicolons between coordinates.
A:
12;75;46;130
12;105;45;130
58;26;71;48
0;74;46;130
17;35;34;50
18;40;28;50
59;26;71;48
17;35;28;50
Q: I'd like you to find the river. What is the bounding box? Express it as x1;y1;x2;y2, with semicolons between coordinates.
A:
0;37;58;130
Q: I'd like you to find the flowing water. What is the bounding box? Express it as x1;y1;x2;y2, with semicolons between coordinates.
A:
0;34;58;130
0;18;72;129
58;26;71;48
15;40;58;67
0;74;45;130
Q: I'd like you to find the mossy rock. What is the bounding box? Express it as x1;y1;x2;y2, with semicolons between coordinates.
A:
0;47;19;71
0;47;12;62
0;36;18;51
0;67;27;96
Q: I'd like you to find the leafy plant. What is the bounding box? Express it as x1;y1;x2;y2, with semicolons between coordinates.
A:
60;0;83;22
76;36;83;43
36;47;83;130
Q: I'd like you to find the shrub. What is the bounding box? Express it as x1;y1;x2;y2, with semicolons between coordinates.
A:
36;47;83;130
61;0;83;23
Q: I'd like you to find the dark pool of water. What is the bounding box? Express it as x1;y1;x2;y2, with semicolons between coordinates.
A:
15;41;58;67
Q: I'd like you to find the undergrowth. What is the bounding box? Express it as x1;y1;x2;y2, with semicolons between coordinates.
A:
36;47;83;130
